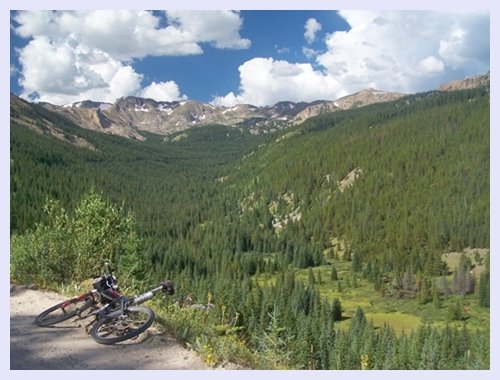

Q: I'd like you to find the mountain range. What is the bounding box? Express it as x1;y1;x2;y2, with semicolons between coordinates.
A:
10;72;489;142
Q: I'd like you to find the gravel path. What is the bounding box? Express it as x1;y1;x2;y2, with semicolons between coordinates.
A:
10;285;212;370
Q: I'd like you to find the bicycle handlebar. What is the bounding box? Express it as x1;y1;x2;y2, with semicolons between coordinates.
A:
160;280;175;295
131;281;174;305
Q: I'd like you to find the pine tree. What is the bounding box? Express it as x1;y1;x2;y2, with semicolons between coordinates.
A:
336;281;343;293
432;281;441;309
352;251;362;272
317;269;323;285
403;266;415;292
417;276;431;304
351;307;367;335
352;274;358;288
332;298;343;322
447;299;464;321
478;271;490;308
439;275;451;297
343;247;351;261
308;267;316;286
330;265;338;281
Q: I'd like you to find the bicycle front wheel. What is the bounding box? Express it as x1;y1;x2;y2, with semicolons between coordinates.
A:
90;306;155;345
35;295;96;327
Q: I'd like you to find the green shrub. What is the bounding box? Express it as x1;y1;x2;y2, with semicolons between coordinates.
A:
10;189;143;287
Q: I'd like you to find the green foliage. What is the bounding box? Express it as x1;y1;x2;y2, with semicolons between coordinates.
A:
351;306;368;333
331;298;342;321
432;281;442;309
307;267;316;286
447;299;465;321
417;276;432;305
71;189;145;280
10;190;142;286
10;86;490;369
330;265;338;281
478;271;490;308
231;87;489;274
255;306;294;368
10;199;73;286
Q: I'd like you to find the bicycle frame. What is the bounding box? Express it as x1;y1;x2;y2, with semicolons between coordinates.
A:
85;284;167;322
64;289;98;309
35;262;174;344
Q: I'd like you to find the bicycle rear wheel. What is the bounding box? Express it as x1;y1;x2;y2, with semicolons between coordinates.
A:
90;306;155;345
35;295;96;327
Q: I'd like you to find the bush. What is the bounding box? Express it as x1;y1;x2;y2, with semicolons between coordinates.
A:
10;189;144;287
447;299;466;321
10;199;74;286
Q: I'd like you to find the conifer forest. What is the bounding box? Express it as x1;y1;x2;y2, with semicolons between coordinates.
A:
10;87;490;369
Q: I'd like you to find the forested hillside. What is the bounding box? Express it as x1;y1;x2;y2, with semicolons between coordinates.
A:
228;88;489;274
10;86;490;369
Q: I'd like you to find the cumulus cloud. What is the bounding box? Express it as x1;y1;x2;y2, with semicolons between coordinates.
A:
304;18;322;44
417;56;445;75
12;10;489;107
16;34;143;104
214;11;489;107
12;10;249;104
317;10;489;95
212;57;341;107
139;81;187;102
166;11;251;50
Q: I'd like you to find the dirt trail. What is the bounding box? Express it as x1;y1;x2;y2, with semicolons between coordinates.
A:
10;285;216;370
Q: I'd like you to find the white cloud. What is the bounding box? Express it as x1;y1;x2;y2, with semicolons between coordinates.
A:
214;11;489;107
10;64;18;77
438;14;489;70
417;56;445;75
317;10;489;95
139;81;187;102
212;92;239;108
166;11;251;50
13;11;489;107
17;34;144;104
12;10;249;104
302;47;319;59
304;18;322;44
212;57;340;107
107;66;143;101
18;36;82;96
13;10;250;60
276;45;290;55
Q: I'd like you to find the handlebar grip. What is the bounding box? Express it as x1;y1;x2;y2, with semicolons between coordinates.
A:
160;280;175;295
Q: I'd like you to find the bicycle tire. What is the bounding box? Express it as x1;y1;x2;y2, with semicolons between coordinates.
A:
90;305;155;345
35;295;95;327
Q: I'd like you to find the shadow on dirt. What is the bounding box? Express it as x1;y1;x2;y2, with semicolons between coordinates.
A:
10;288;208;370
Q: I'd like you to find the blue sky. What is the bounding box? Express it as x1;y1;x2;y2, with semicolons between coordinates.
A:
130;11;350;102
10;10;489;106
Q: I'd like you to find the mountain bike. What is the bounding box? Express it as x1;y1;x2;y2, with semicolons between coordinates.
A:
34;263;174;345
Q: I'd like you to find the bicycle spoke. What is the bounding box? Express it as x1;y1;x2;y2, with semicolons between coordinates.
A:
35;296;95;327
91;306;155;344
98;324;119;338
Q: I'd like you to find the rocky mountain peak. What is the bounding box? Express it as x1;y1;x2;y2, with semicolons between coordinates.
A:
334;88;406;110
439;72;490;92
113;96;161;112
13;72;488;141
